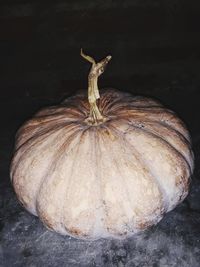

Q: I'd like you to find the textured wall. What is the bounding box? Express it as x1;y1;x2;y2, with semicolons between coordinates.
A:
0;0;200;99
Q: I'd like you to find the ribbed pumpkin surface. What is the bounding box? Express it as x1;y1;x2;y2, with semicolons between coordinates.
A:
10;89;194;239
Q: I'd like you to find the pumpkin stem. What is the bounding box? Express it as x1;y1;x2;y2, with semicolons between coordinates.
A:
80;49;112;125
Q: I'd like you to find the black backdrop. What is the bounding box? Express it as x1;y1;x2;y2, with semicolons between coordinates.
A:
0;0;200;99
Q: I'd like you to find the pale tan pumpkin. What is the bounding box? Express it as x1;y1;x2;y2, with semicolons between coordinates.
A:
10;51;194;239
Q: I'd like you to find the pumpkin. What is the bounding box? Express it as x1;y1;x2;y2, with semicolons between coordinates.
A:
10;50;194;240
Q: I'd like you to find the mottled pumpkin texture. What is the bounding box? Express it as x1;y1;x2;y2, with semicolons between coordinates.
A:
10;89;194;239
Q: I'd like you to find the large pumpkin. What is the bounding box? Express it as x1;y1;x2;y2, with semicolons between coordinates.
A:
10;50;194;239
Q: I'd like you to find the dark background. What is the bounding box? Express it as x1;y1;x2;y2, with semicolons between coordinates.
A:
0;1;200;266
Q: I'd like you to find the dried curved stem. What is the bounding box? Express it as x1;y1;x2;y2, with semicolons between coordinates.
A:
80;49;112;125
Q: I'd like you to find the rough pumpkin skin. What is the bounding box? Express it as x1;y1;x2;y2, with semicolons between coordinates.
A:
10;89;194;240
